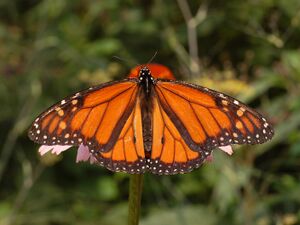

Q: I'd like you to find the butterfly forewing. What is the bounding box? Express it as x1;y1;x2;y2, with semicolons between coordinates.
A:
28;80;139;153
154;80;274;152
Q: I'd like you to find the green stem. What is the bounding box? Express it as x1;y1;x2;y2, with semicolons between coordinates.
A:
128;174;144;225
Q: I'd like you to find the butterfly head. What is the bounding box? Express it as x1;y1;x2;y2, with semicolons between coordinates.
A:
139;67;153;79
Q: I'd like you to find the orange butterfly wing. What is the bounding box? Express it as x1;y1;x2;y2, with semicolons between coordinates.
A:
149;96;205;174
28;80;139;154
154;80;274;155
93;97;146;173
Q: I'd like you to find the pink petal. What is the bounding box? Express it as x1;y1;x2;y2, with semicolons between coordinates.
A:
205;154;214;162
38;145;72;156
76;144;97;164
219;145;233;155
89;156;97;164
39;145;54;155
76;144;90;162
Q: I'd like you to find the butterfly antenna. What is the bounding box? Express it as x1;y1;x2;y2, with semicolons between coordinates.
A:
112;56;140;70
112;56;130;64
146;50;158;66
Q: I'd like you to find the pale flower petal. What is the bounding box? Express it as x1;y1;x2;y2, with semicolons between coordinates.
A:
39;144;97;165
38;145;55;156
89;155;97;164
38;145;72;156
76;144;90;162
76;144;97;164
219;145;233;155
205;146;233;162
205;154;214;162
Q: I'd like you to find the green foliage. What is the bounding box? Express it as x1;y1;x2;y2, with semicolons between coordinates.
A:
0;0;300;224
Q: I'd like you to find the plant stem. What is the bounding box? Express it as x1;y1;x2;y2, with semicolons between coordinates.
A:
128;174;144;225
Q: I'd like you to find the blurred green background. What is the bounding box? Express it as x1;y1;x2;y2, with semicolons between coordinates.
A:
1;0;300;224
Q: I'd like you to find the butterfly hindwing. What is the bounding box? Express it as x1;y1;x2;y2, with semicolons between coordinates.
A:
28;79;139;153
154;80;274;153
93;97;146;173
149;96;205;175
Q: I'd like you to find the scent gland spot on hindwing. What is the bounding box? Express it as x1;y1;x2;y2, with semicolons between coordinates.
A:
161;136;165;144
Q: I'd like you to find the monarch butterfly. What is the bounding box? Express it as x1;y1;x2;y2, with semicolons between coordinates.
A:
28;64;274;175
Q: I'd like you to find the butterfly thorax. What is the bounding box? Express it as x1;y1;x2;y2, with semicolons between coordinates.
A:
139;67;154;98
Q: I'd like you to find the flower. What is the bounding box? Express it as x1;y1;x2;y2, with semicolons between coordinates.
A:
38;144;97;164
38;144;233;164
205;145;233;162
219;145;233;155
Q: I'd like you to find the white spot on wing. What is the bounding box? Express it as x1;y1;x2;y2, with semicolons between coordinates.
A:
263;129;266;134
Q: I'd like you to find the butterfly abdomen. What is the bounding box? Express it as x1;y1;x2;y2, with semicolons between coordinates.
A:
139;86;153;154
